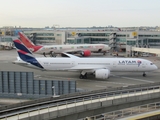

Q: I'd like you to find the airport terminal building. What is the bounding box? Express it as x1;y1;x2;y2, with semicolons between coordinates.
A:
1;26;160;52
23;29;160;52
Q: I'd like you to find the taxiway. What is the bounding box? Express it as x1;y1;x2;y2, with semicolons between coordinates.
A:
0;50;160;91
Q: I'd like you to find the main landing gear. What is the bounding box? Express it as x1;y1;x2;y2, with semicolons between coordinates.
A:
79;72;87;79
50;51;56;57
143;72;146;77
103;51;106;55
43;52;46;57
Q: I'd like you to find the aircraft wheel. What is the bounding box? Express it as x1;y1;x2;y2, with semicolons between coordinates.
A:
50;51;56;57
43;52;46;57
50;51;53;57
143;73;146;77
79;75;83;79
79;74;87;79
84;73;87;79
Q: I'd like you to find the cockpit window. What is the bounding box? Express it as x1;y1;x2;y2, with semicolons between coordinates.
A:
150;63;153;65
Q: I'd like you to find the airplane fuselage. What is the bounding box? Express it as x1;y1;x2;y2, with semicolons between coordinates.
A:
33;58;157;72
14;39;158;79
35;44;110;54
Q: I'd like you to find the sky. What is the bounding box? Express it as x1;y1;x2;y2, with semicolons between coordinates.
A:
0;0;160;28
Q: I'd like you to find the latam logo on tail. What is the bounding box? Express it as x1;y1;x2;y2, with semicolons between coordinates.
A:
119;60;142;67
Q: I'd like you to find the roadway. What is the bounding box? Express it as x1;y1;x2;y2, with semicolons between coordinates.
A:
0;49;160;92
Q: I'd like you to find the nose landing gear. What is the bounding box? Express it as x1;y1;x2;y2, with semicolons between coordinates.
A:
143;72;146;77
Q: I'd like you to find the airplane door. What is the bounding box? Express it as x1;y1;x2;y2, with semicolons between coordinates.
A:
113;61;117;70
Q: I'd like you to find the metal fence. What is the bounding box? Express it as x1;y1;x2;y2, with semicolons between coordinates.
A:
0;71;76;99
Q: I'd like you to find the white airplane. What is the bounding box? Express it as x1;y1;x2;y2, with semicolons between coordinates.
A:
13;39;158;79
18;32;110;57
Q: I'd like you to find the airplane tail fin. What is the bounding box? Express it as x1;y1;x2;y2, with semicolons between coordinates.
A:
13;39;44;69
18;32;35;48
18;32;43;52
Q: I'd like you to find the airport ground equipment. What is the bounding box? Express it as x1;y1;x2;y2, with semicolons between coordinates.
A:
1;83;160;120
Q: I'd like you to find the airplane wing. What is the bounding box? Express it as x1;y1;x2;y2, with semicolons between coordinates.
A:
61;52;80;58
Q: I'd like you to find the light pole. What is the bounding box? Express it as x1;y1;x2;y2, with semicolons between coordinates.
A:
17;93;22;103
52;86;56;97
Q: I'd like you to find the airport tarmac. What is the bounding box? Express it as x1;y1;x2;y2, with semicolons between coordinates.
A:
0;49;160;92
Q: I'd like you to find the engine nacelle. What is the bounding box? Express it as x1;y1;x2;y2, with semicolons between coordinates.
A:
95;69;110;79
81;50;91;57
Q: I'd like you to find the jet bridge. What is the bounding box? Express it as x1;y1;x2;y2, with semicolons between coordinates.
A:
132;47;160;55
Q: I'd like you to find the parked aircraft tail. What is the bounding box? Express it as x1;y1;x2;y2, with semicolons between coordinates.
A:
18;32;43;52
13;39;44;69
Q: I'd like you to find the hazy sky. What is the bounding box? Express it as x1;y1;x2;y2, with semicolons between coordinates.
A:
1;0;160;28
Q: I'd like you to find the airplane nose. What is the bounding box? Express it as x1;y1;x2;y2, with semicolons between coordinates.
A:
155;65;158;70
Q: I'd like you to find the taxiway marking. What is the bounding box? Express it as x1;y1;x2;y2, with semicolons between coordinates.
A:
122;77;154;83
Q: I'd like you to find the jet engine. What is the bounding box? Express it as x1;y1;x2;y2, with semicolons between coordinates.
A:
95;69;110;79
80;50;91;57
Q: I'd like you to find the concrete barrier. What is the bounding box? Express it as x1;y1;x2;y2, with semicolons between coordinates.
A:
76;105;85;112
112;97;126;105
39;113;50;120
127;96;136;102
58;109;68;116
66;106;76;114
139;94;149;100
86;102;101;109
49;111;58;119
151;93;160;98
102;100;112;106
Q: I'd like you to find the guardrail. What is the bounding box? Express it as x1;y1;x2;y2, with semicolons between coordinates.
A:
88;102;160;120
0;82;160;112
1;84;160;120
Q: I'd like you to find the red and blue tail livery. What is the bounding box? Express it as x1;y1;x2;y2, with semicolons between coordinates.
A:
13;39;44;69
